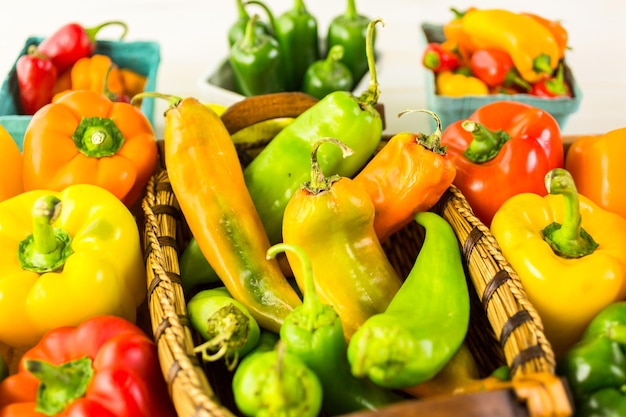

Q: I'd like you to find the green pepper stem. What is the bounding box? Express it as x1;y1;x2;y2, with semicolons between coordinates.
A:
303;138;353;194
461;120;510;163
292;0;307;13
533;53;553;76
397;109;447;155
84;20;128;42
607;324;626;345
25;357;94;416
324;45;345;72
345;0;358;20
130;91;182;108
541;168;599;258
244;0;277;33
357;18;383;106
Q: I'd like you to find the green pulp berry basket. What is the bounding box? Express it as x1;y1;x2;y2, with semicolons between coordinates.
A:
0;36;161;149
420;23;582;129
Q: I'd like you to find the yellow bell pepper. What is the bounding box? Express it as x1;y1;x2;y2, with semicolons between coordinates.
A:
0;184;146;348
491;168;626;358
461;9;560;83
436;70;489;96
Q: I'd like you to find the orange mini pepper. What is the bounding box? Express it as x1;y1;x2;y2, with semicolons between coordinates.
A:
70;53;126;99
22;89;157;207
353;110;456;242
0;125;23;202
565;127;626;219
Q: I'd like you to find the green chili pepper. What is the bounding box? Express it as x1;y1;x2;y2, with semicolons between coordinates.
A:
274;0;320;91
187;286;261;370
347;211;471;389
557;301;626;417
227;0;275;47
243;18;384;246
326;0;373;84
267;242;403;415
302;44;354;99
179;237;221;294
229;14;287;96
232;340;323;417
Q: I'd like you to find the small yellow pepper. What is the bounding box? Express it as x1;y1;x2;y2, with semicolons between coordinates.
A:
436;70;489;96
0;184;146;348
491;168;626;357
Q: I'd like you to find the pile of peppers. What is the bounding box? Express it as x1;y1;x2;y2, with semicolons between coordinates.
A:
227;0;373;98
422;7;573;98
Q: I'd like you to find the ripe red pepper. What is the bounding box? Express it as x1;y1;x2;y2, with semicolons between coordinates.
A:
37;20;128;74
422;42;460;73
0;316;177;417
440;100;564;226
469;48;530;91
530;63;572;98
16;45;58;115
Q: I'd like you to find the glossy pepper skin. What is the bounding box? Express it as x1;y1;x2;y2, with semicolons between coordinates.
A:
440;100;564;226
326;0;372;85
268;243;403;415
69;54;126;100
227;0;274;47
154;94;302;334
461;9;560;83
302;44;354;100
0;185;146;348
557;301;626;417
244;19;383;246
22;89;158;208
16;45;58;115
274;0;320;91
491;168;626;357
348;211;470;389
565;127;626;219
523;12;569;60
435;70;489;96
353;109;456;242
230;14;287;96
469;48;531;91
282;138;403;340
36;20;128;74
0;125;23;203
0;315;176;417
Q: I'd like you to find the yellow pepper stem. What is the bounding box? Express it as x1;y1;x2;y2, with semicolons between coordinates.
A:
397;109;447;155
541;168;599;258
461;120;510;163
304;138;353;195
18;195;73;272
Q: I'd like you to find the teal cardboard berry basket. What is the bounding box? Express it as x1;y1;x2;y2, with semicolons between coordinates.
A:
0;36;160;149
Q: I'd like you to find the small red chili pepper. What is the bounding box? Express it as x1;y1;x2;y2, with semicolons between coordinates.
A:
36;20;128;74
530;63;572;98
422;42;460;73
469;48;530;91
16;45;58;115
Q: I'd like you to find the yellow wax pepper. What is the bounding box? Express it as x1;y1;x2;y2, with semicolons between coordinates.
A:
436;71;489;96
0;184;146;348
491;168;626;357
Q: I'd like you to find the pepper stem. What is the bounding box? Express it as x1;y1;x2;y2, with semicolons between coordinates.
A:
72;117;125;158
532;53;553;77
84;20;128;42
461;120;510;163
541;168;599;258
345;0;358;20
302;138;353;195
324;45;345;72
130;91;182;108
244;1;277;33
397;109;447;155
26;357;94;416
18;196;73;273
357;18;383;106
607;324;626;345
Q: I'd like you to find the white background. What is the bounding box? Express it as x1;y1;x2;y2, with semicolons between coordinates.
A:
2;0;625;137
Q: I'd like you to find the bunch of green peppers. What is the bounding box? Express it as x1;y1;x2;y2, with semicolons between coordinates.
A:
557;301;626;417
227;0;373;97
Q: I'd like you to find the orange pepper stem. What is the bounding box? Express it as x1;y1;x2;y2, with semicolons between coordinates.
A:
18;195;73;273
130;91;182;109
304;138;353;195
541;168;599;258
356;18;383;107
73;117;125;158
461;120;510;163
397;109;447;154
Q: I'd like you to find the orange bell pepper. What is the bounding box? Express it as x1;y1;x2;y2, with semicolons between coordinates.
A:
0;125;23;202
565;127;626;219
70;54;126;99
22;89;157;207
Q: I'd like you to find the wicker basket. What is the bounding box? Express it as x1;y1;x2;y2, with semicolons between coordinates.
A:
142;100;574;417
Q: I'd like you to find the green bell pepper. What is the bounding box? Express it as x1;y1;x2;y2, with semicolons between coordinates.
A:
229;14;287;96
274;0;320;91
557;301;626;417
302;44;354;100
243;18;384;246
326;0;373;84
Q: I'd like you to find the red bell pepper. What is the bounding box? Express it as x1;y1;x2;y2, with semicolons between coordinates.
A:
469;48;530;91
36;20;128;74
16;46;58;115
0;316;177;417
422;42;460;73
530;63;572;98
440;100;564;226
